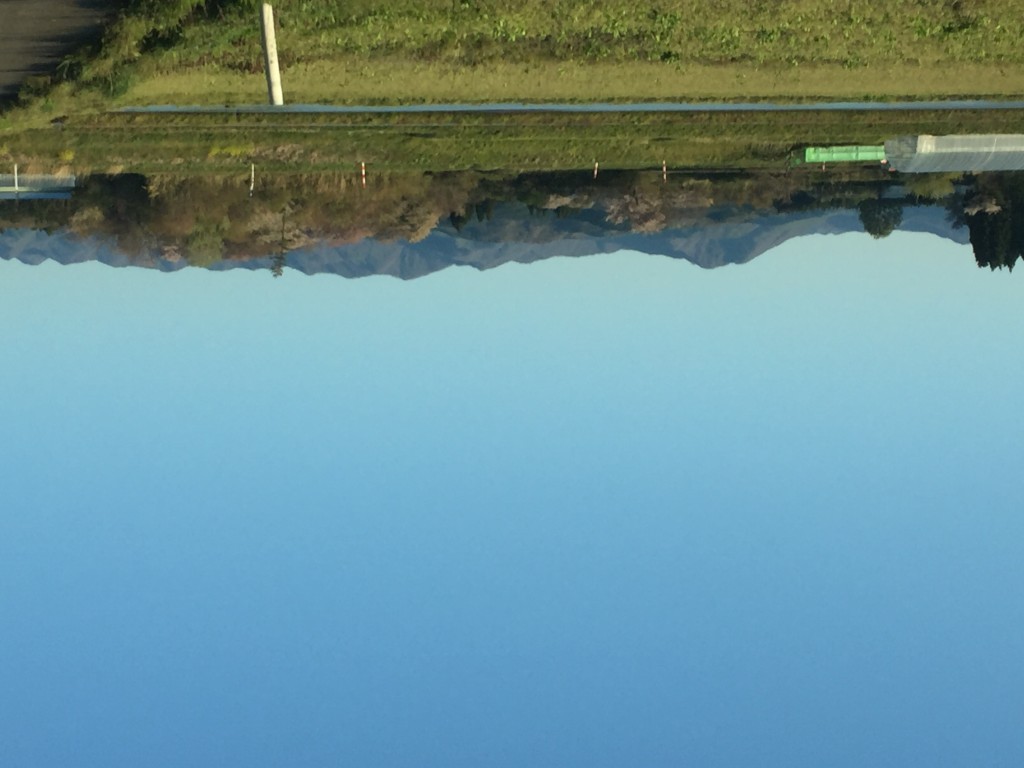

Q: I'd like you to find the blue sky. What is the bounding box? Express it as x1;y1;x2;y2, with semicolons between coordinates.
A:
1;232;1023;767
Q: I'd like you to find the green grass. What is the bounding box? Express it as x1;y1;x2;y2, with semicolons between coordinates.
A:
3;0;1024;176
138;0;1024;71
8;0;1024;115
4;108;1023;176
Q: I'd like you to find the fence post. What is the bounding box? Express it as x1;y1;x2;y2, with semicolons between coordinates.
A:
260;4;285;106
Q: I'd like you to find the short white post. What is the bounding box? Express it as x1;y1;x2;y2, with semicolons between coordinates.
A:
361;161;366;188
249;163;255;196
662;160;667;183
14;163;18;192
593;161;599;179
260;4;284;106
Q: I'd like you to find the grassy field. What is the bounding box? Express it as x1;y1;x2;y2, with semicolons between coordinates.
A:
8;0;1024;112
2;0;1023;175
4;108;1023;176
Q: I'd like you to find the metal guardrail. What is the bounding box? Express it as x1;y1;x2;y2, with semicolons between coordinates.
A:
0;173;77;190
0;169;77;200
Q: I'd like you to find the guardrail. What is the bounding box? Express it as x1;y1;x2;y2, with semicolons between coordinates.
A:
0;168;77;199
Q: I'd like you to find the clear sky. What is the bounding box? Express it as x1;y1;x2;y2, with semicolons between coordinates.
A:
1;232;1023;767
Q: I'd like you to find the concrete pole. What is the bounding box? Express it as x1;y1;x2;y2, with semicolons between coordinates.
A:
13;164;18;192
260;4;284;106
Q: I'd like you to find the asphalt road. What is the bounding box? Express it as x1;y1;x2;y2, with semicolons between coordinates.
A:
0;0;114;102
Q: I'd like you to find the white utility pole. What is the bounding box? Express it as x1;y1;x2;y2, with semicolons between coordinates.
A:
260;4;284;106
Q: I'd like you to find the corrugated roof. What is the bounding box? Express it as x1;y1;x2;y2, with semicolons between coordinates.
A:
884;134;1024;173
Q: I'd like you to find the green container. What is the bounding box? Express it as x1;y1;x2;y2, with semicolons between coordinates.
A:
804;146;887;163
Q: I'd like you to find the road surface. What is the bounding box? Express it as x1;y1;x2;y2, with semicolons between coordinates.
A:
0;0;114;102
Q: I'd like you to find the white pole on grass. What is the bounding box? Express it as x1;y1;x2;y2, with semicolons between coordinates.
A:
260;4;285;106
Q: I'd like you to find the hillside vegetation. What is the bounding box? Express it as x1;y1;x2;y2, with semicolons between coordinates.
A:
18;0;1024;107
4;0;1023;176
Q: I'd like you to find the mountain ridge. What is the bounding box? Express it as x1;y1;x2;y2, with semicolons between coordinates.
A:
0;203;968;279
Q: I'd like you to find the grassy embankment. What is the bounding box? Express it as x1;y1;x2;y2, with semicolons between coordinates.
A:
46;0;1024;105
2;0;1024;173
5;108;1024;176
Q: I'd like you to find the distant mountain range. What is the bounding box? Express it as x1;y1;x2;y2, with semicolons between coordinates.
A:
0;202;969;279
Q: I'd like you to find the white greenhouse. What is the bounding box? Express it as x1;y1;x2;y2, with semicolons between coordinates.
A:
884;134;1024;173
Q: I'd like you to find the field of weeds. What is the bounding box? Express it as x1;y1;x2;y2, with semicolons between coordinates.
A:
9;0;1024;109
3;0;1023;175
5;108;1024;176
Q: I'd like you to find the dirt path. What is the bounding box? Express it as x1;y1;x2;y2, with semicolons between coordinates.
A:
0;0;116;102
